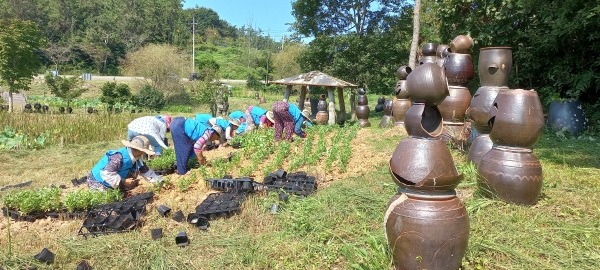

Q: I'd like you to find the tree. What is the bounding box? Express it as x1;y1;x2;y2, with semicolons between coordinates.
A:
43;42;72;72
0;19;46;112
408;0;421;69
44;74;85;109
291;0;407;38
135;85;165;112
272;43;304;80
123;44;186;96
100;81;132;110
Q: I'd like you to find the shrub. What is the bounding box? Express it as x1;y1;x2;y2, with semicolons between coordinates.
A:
135;84;165;112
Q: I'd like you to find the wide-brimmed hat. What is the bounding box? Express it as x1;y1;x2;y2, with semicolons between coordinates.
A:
266;111;275;123
122;136;156;155
211;126;226;144
301;110;312;120
229;119;241;127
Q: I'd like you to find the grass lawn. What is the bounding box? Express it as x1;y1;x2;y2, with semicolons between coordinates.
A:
0;94;599;269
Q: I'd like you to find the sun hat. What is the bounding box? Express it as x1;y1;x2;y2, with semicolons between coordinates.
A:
301;109;312;120
122;136;156;155
211;125;226;144
228;119;241;126
266;111;275;123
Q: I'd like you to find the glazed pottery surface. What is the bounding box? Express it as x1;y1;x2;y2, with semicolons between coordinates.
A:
546;100;588;136
392;99;412;123
317;95;327;111
479;47;512;87
443;53;475;87
438;86;472;121
384;99;393;116
375;97;385;112
449;35;474;54
355;105;370;120
395;80;409;99
407;63;449;106
477;146;543;205
467;86;506;133
404;103;444;138
357;95;368;105
316;111;328;124
421;43;438;56
467;134;493;167
358;88;366;95
419;56;438;65
385;189;469;270
436;44;450;58
488;89;544;148
389;137;461;187
380;115;393;128
396;66;412;80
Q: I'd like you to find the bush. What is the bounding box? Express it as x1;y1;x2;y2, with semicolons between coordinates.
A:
100;81;133;109
135;85;165;112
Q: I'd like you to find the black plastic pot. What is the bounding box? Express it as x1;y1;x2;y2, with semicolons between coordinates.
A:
34;248;55;263
76;260;92;270
187;213;199;224
172;210;185;222
275;169;287;179
197;216;209;230
263;174;276;185
151;228;163;240
157;205;171;217
175;231;189;247
278;193;289;202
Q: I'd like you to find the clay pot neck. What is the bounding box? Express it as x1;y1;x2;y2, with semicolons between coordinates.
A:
491;145;533;153
397;187;457;200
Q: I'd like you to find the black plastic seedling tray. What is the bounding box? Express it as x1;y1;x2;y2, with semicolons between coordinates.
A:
194;192;246;220
205;177;260;193
78;192;153;238
263;171;317;196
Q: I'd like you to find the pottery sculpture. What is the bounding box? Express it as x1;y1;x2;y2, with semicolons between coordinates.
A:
419;43;438;65
443;53;475;87
488;89;544;148
546;99;588;136
375;96;385;112
478;47;512;87
380;100;394;128
403;103;444;138
356;88;371;127
392;99;412;127
407;63;449;107
316;94;328;124
438;86;472;122
449;35;474;54
467;134;493;166
477;146;543;205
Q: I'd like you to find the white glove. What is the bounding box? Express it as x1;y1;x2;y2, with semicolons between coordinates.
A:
141;170;164;183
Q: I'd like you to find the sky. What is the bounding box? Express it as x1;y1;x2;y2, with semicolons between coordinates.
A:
182;0;297;42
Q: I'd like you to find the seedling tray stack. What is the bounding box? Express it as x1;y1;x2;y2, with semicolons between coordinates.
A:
78;192;153;238
262;171;317;196
193;192;246;220
204;176;262;193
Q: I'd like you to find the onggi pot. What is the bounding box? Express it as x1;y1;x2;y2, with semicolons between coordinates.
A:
403;103;444;138
407;63;449;106
488;89;544;148
396;66;412;80
443;53;475;87
477;146;543;205
466;86;505;133
467;134;493;167
385;188;469;270
546;99;588;136
479;47;512;87
392;99;412;126
395;80;409;99
438;86;472;122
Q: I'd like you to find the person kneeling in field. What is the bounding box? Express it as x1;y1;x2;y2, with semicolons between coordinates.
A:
127;115;172;157
87;136;163;191
170;117;224;175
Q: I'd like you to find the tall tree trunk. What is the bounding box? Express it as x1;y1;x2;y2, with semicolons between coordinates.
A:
408;0;421;69
8;91;13;113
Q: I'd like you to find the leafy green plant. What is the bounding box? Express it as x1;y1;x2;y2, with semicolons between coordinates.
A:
147;148;176;170
2;187;62;214
134;84;165;112
100;81;133;110
339;126;358;172
63;189;122;212
44;73;85;109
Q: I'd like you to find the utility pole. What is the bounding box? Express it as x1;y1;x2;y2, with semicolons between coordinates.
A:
191;15;198;73
281;34;285;51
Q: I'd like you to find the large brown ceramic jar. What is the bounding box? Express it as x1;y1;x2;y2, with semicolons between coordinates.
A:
477;146;543;205
407;63;449;107
316;94;328;124
389;138;463;191
395;80;409;99
385;189;469;270
404;103;444;138
479;47;512;87
317;94;327;111
488;89;544;148
438;86;471;122
466;86;505;133
443;53;475;87
419;43;438;65
356;105;371;127
436;45;450;67
392;99;412;127
467;134;493;167
449;35;474;54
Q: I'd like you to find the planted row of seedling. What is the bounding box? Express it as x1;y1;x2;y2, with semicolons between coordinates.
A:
2;187;122;216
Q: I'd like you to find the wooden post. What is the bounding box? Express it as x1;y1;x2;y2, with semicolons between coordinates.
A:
327;86;336;125
60;136;64;147
299;85;307;111
337;87;346;124
283;85;292;102
350;89;357;121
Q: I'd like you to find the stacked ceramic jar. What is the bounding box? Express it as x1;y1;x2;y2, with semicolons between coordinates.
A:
469;47;545;205
315;94;328;125
356;88;371;127
392;66;412;127
379;100;394;128
438;36;475;147
385;60;469;270
418;43;438;65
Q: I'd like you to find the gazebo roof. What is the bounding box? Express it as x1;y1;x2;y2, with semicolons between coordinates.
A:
270;71;358;87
